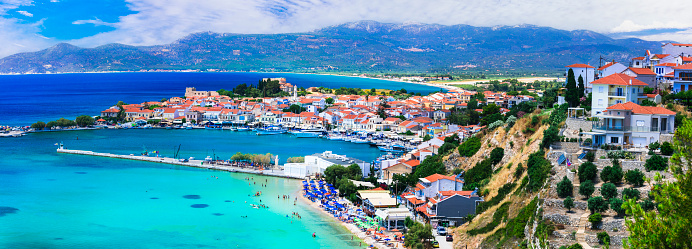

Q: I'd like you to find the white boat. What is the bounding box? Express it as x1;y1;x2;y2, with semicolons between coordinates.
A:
327;135;343;141
237;127;250;131
294;131;321;138
351;138;369;144
256;126;287;135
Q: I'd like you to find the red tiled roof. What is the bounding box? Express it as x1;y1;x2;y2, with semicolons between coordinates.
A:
632;56;645;60
591;73;648;86
439;190;474;197
627;67;656;75
656;63;678;67
674;63;692;70
406;197;425;205
566;63;595;68
653;54;670;59
606;101;676;115
598;62;616;71
671;43;692;47
423;173;463;183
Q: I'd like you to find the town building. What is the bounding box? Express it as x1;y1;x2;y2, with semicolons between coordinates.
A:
590;73;648;115
565;64;595;92
584;102;675;148
184;87;220;98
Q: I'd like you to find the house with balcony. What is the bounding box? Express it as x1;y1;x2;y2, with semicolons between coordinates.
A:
565;64;595;92
673;63;692;92
399;174;482;226
584;102;675;148
591;73;648;115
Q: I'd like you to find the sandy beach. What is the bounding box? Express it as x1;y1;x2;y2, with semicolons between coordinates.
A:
300;194;404;249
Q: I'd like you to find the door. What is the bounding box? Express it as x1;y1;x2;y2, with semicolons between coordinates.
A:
661;118;668;132
633;137;646;147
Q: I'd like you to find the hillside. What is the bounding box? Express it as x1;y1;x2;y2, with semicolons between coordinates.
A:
0;21;665;74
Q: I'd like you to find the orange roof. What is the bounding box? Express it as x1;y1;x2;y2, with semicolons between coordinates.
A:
674;63;692;70
598;62;616;71
406;197;425;205
372;187;385;191
653;54;670;59
403;159;420;167
423;173;463;183
96;118;106;122
671;43;692;47
627;67;656;75
606;101;676;115
566;63;595;68
656;63;678;67
632;56;645;60
591;73;648;86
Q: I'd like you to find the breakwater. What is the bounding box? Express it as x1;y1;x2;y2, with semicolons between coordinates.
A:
57;148;303;179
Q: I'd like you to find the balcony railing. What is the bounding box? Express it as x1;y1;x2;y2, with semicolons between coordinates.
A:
608;91;625;97
593;124;672;133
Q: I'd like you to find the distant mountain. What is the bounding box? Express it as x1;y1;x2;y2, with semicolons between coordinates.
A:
0;21;667;74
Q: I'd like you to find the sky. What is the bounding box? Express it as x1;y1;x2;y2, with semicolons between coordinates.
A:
0;0;691;58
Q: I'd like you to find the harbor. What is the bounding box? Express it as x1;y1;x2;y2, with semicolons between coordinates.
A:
56;146;304;180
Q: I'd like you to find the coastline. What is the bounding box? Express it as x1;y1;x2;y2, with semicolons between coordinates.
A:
299;194;404;249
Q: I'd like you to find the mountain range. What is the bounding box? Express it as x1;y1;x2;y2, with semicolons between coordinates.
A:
0;21;669;74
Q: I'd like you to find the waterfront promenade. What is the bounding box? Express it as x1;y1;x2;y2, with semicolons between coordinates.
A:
57;148;302;179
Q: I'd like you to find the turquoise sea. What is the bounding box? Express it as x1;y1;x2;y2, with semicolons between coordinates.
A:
0;72;433;248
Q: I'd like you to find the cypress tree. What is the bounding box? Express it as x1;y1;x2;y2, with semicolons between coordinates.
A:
566;68;578;107
578;75;585;99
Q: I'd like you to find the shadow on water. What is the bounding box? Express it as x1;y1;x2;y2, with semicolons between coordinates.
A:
191;204;209;208
183;195;201;199
0;206;19;217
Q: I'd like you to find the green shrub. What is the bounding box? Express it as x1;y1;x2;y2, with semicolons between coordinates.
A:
564;196;575;212
622;188;640;200
475;183;516;213
625;169;645;186
458;136;482;157
541;125;560;149
31;121;46;130
588;212;602;228
579;180;595;198
660;141;674;156
588;197;608;213
597;231;611;244
601;183;618;200
610;198;625;217
639;199;656;211
600;161;623;183
645;155;668;171
578;162;598;182
527;150;552;192
489;147;505;166
585;151;595;162
438;142;458;155
514;163;524;178
557;176;573;198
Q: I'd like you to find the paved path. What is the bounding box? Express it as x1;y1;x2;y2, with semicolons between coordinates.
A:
575;213;593;249
434;234;453;249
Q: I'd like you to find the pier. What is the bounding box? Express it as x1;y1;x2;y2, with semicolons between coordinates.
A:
57;148;303;180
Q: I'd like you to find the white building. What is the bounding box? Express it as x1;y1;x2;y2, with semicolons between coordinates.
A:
283;151;370;178
662;43;692;57
565;63;596;92
585;102;675;148
591;73;648;115
597;62;627;79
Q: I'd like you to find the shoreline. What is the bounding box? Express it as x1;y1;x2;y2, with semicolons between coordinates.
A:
299;194;403;249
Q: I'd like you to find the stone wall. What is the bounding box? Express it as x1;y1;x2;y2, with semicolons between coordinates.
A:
544;198;587;210
554;142;581;154
659;134;674;144
565;118;593;138
544;213;580;226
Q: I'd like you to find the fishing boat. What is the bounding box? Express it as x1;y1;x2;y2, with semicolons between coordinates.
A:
327;135;343;141
351;138;369;144
256;126;287;135
237;127;250;131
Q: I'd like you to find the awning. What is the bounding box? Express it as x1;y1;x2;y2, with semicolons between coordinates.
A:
581;131;606;135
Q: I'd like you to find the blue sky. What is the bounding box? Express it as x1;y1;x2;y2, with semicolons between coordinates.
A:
0;0;690;58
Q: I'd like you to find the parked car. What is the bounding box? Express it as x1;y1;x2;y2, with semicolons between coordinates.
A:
437;226;447;235
446;234;453;242
432;241;439;248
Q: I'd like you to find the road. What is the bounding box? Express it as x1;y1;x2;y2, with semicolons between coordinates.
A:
434;233;453;249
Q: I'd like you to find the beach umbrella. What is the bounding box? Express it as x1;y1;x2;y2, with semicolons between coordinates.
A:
367;228;375;231
391;228;399;232
384;238;391;241
379;227;385;231
394;232;403;236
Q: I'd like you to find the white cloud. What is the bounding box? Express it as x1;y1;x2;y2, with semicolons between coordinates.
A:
628;29;692;43
612;20;691;33
16;10;32;17
2;0;692;58
72;18;114;27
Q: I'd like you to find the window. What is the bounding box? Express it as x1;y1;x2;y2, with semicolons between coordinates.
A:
683;85;687;92
599;86;604;93
611;137;619;143
617;112;621;115
598;99;604;106
637;120;645;126
681;72;692;81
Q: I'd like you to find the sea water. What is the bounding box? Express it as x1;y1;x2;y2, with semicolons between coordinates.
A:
0;72;419;248
0;72;441;126
0;129;379;248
